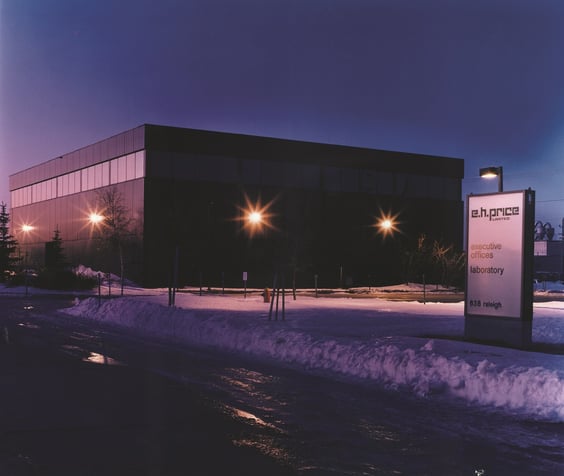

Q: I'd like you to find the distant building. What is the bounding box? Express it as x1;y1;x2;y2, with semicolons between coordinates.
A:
534;234;564;281
9;124;464;287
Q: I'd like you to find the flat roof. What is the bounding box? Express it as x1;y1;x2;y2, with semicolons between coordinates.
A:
10;124;464;190
145;124;464;178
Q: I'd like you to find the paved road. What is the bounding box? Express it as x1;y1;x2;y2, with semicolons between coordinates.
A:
1;293;563;476
0;294;295;476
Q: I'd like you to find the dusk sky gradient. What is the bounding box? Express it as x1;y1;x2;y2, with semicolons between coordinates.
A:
2;0;564;231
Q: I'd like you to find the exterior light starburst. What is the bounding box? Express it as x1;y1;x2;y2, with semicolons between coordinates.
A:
248;211;263;225
89;212;105;225
237;193;277;237
375;211;400;238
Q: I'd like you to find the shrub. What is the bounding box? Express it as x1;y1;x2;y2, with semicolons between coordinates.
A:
35;269;97;290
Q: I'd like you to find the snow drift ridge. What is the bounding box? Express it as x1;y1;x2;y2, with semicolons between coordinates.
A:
63;297;564;421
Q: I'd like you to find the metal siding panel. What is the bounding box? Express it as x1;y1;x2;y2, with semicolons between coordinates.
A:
46;161;54;179
9;173;22;191
86;144;94;165
117;132;126;157
59;154;70;175
53;157;62;176
92;142;101;164
27;167;35;185
135;125;146;151
107;135;118;158
124;129;135;154
43;163;52;182
79;147;88;168
100;139;109;161
67;151;80;171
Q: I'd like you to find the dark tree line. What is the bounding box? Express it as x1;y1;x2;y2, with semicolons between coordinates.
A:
0;202;19;280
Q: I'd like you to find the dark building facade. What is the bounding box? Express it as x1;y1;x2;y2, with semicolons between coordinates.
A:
9;124;464;288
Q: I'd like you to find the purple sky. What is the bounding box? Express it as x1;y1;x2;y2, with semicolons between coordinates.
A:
2;0;564;230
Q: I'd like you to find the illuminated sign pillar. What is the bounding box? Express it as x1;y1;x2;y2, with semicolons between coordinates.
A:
464;190;535;348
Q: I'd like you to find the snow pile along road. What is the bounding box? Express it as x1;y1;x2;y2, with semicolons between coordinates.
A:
62;295;564;421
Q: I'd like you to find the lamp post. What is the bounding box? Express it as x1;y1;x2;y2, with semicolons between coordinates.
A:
88;211;110;295
479;166;503;193
238;195;276;286
466;167;535;348
374;211;400;287
239;194;283;313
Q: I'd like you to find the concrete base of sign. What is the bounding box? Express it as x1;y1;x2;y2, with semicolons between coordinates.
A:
464;316;532;349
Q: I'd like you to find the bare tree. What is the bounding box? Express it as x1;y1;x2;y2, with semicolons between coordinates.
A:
432;239;465;288
402;233;465;288
95;188;132;293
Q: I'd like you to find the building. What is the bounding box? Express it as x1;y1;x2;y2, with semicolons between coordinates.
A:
533;220;563;281
9;124;464;288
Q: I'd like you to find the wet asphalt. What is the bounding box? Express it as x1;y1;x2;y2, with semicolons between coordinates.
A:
0;295;295;476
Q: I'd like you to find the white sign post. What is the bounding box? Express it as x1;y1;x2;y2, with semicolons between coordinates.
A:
464;190;535;347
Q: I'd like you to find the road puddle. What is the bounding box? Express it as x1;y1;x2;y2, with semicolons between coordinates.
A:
60;344;124;366
17;322;40;329
233;408;270;427
84;351;123;366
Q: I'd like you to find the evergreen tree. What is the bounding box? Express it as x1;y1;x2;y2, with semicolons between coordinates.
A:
45;228;67;271
38;227;78;290
0;202;19;280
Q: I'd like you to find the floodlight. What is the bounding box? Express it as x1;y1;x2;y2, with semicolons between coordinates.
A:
89;212;105;224
479;166;503;192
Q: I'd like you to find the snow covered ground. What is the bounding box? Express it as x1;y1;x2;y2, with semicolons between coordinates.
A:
32;281;560;424
3;274;564;423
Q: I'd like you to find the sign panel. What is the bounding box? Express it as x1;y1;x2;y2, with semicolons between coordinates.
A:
466;191;528;319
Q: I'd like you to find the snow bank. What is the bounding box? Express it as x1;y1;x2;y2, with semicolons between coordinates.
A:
62;295;564;421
